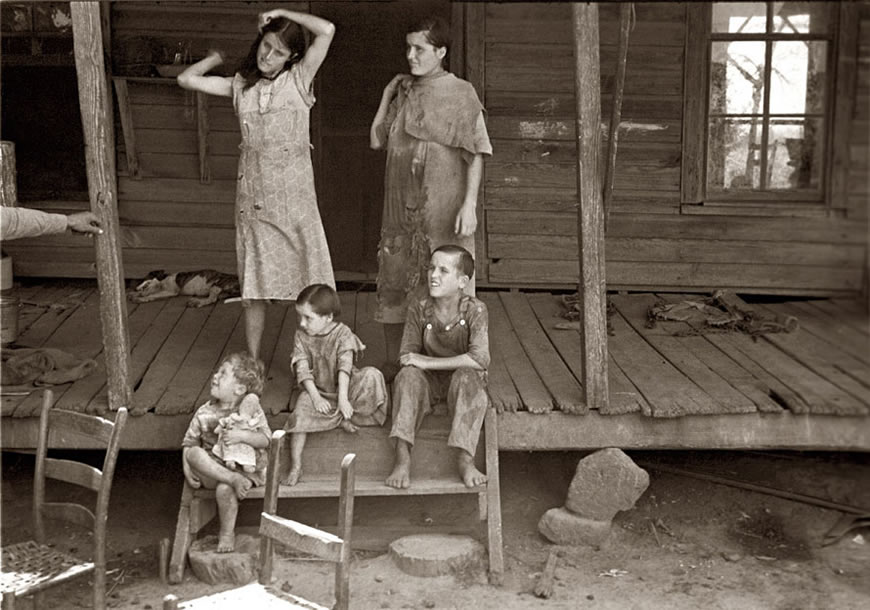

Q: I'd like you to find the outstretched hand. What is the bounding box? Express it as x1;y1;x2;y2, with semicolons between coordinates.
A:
67;211;103;236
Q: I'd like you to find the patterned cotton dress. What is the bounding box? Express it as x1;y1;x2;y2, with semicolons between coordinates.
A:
285;322;388;433
232;64;334;300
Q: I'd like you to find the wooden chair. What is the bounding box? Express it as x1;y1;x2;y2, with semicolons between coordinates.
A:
164;434;356;610
0;390;128;610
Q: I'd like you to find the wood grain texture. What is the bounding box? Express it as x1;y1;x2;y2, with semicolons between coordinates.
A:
611;294;756;414
478;292;553;413
499;292;586;413
681;2;710;204
72;1;131;411
572;3;609;411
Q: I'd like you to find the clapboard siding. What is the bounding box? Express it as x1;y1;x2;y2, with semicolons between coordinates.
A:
107;1;270;279
846;11;870;220
482;2;868;295
8;1;866;297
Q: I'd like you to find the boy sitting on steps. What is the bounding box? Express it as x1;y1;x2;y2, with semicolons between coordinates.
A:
386;245;490;489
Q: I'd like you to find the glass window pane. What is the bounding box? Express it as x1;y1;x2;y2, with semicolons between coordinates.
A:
710;41;767;115
773;2;831;35
767;117;824;191
770;40;827;114
712;2;768;34
707;117;763;192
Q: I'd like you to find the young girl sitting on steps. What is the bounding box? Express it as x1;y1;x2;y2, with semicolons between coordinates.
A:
282;284;388;485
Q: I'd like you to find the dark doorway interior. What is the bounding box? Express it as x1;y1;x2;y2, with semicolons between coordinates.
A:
312;0;448;276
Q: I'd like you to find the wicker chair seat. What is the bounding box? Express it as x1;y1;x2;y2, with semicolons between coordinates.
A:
1;540;94;597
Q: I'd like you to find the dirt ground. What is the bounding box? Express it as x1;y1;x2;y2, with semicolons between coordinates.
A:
2;449;869;609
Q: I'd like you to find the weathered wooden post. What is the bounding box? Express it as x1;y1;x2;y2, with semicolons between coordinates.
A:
0;141;17;208
571;3;609;411
70;1;132;410
602;3;633;229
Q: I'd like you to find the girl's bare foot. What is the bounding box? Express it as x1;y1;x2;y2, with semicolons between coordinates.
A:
458;453;487;487
339;420;358;433
217;532;235;553
231;475;253;500
282;465;302;486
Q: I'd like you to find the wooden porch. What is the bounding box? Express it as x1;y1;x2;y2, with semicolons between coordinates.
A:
1;280;868;451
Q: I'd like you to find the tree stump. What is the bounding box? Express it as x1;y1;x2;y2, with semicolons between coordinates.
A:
389;534;485;578
188;534;259;585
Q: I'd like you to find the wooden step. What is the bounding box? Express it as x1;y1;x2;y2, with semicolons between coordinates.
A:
284;414;484;480
193;476;483;500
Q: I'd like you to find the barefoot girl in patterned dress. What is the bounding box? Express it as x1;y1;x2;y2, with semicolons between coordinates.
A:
282;284;388;486
178;8;336;359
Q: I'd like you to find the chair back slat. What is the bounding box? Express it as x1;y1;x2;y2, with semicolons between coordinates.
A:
48;409;115;445
41;502;96;529
45;458;102;491
259;513;343;562
334;454;355;610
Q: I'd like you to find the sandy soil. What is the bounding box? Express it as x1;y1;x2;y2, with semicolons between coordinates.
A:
2;449;869;609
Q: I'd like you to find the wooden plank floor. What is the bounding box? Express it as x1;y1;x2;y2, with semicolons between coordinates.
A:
2;281;869;450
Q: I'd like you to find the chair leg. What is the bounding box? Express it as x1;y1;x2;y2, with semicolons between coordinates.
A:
1;592;14;610
484;409;504;585
168;483;194;584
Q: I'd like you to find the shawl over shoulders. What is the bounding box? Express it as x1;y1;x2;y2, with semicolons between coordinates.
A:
397;73;491;156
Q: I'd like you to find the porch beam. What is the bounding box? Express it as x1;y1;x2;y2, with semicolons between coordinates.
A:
571;3;609;410
71;1;132;410
602;2;632;229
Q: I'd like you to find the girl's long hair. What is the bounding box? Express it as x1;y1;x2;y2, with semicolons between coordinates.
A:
238;17;306;90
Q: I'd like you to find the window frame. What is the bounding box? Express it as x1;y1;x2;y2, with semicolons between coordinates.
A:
681;1;848;213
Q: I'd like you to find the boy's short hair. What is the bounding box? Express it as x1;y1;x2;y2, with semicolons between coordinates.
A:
297;283;341;317
432;244;475;279
225;352;265;396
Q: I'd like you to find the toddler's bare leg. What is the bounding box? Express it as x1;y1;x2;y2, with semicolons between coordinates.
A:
339;419;358;433
215;483;238;552
282;432;306;486
185;446;252;499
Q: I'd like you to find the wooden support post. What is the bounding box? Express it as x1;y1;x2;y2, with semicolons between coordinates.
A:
571;3;609;411
195;91;211;184
830;2;859;212
70;1;132;411
602;3;632;229
0;141;16;207
112;78;140;179
465;3;488;284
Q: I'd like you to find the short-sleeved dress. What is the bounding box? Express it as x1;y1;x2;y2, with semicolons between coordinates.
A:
232;64;335;300
284;322;388;433
375;72;493;324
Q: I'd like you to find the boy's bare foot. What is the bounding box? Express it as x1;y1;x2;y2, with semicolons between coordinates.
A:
385;461;411;488
282;465;302;486
386;441;412;488
458;453;487;487
217;532;235;553
231;475;253;500
339;420;359;433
